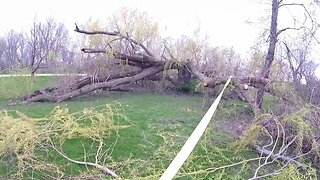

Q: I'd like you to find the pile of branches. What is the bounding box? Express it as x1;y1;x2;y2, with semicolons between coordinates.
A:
22;25;273;114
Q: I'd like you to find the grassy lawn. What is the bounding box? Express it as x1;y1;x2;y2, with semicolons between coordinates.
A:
0;76;60;106
0;77;258;179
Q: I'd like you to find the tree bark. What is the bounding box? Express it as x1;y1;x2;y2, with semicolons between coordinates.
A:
56;66;163;102
177;65;191;85
256;0;279;110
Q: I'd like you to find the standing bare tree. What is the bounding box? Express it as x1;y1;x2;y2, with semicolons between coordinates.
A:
283;31;314;86
25;18;69;75
256;0;279;110
3;31;26;70
0;37;7;71
256;0;319;110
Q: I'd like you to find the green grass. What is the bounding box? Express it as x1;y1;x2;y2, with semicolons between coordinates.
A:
0;76;60;103
0;77;258;179
2;93;257;178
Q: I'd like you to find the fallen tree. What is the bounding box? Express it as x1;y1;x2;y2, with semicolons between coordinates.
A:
12;4;320;178
21;24;277;117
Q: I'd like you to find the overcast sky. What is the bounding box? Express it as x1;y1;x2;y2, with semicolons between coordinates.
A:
0;0;319;76
0;0;265;55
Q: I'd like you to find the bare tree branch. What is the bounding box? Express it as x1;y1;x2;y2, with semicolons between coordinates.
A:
50;140;118;178
74;24;155;57
277;26;306;36
278;3;315;28
279;3;303;8
252;144;307;168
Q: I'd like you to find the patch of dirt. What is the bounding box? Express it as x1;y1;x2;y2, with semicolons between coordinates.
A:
216;116;253;139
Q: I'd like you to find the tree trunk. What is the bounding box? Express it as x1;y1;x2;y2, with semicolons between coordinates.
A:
177;65;191;85
256;0;279;110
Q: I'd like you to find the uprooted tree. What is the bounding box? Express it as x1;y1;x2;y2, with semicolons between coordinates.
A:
22;3;319;113
18;3;320;178
23;10;271;116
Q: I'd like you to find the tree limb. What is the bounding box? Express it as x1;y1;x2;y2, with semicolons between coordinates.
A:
50;140;118;178
80;48;160;65
277;26;306;37
251;144;307;169
74;24;155;57
56;66;163;102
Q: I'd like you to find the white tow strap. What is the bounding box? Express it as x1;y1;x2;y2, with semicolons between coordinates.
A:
160;76;232;180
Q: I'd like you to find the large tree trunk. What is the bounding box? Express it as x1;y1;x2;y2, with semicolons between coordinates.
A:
177;65;191;85
24;66;163;103
256;0;279;110
56;66;163;102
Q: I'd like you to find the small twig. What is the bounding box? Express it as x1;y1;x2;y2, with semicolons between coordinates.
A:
163;43;178;61
257;126;274;171
96;139;104;164
309;84;318;104
143;131;156;146
252;119;280;179
50;140;118;178
277;136;297;156
80;141;90;172
250;144;317;180
176;157;265;178
101;136;119;165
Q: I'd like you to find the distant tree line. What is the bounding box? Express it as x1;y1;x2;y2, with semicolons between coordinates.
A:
0;18;82;74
